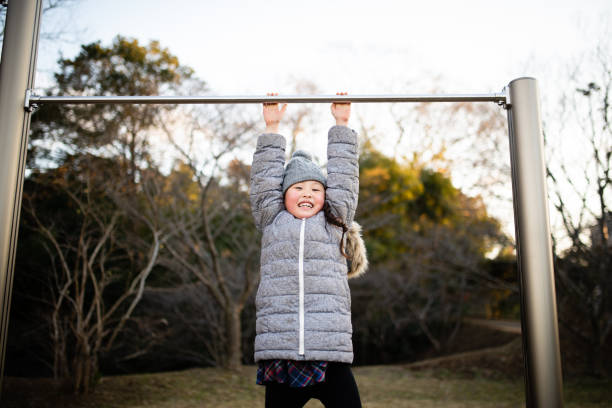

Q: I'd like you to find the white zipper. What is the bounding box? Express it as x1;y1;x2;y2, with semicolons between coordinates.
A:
298;217;306;355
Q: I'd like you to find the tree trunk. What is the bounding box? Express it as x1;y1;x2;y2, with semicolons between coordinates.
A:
590;315;604;377
73;353;85;393
225;304;242;370
71;339;98;393
52;322;69;380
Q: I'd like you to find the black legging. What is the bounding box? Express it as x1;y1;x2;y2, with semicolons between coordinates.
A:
264;362;362;408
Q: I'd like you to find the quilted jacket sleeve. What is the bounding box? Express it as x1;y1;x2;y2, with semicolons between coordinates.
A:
249;133;287;231
325;125;359;226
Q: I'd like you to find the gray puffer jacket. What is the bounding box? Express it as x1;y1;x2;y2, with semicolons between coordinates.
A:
250;125;359;363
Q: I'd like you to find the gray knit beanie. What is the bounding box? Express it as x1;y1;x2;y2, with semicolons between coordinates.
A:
282;150;326;194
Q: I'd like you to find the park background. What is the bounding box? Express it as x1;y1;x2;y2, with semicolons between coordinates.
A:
0;0;611;406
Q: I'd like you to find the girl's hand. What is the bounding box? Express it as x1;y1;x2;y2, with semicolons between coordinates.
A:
263;92;287;133
331;92;351;126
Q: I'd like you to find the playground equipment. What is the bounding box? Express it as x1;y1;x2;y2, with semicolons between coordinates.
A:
0;1;563;406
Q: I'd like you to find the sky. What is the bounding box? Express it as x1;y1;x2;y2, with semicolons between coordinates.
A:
15;0;612;244
35;0;611;94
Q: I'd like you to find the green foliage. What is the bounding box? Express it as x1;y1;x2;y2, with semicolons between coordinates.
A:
357;143;502;265
29;35;202;172
352;143;509;359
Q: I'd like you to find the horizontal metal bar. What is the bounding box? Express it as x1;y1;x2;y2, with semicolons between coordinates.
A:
27;92;507;106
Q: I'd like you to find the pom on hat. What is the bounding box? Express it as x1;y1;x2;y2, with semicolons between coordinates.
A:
282;149;326;194
292;150;312;160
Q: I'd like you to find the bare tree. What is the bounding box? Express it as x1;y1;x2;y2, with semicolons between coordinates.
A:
23;156;167;392
348;133;508;362
152;103;260;370
387;99;511;217
116;283;227;369
544;40;612;376
0;0;80;51
356;203;504;356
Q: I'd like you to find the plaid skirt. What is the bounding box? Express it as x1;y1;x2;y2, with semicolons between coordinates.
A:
256;359;329;388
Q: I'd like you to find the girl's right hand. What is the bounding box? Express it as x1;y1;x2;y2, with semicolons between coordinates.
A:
263;92;287;133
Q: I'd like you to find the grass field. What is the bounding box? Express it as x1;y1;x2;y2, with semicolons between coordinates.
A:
3;364;611;408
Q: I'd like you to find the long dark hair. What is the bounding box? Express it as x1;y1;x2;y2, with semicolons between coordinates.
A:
323;201;349;259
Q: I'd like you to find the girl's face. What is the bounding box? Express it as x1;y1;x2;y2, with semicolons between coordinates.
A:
284;180;325;219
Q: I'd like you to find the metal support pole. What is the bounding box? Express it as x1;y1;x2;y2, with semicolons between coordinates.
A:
506;77;563;407
0;0;42;391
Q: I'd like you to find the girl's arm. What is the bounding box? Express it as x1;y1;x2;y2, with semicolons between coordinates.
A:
326;94;359;226
249;96;288;231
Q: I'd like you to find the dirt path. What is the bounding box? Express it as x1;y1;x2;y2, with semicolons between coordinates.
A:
403;318;524;375
463;317;521;334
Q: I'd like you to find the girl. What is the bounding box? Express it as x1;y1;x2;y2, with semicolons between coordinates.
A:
249;92;363;407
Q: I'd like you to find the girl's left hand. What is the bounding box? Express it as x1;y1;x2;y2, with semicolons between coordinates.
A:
331;92;351;126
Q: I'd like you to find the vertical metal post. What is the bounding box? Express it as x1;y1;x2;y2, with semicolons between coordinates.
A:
0;0;43;390
506;77;563;407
